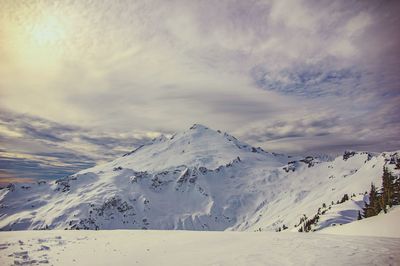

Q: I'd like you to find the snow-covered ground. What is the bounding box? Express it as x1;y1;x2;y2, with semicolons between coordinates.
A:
320;206;400;238
0;230;399;266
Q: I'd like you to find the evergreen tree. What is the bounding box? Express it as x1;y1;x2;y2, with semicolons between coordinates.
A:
363;201;369;217
382;168;392;210
393;174;400;205
379;195;387;214
363;183;381;218
340;194;349;203
363;167;400;219
381;167;396;211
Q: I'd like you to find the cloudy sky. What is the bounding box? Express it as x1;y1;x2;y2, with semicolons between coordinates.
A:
0;0;399;182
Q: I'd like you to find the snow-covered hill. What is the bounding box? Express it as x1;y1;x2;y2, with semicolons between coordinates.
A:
0;124;399;233
319;206;400;238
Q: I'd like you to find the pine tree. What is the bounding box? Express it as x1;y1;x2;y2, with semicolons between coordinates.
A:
382;167;390;210
381;167;396;211
393;174;400;205
379;195;387;214
340;194;349;203
363;183;381;218
372;184;382;215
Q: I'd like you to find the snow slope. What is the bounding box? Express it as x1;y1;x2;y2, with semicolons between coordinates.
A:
0;124;399;234
319;206;400;238
0;230;399;266
245;150;400;233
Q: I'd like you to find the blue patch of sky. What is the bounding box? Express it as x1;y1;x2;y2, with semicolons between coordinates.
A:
0;156;94;180
251;64;362;98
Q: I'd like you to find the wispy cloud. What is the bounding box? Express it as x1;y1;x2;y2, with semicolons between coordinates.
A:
0;0;399;180
251;62;363;97
0;110;157;182
0;170;35;186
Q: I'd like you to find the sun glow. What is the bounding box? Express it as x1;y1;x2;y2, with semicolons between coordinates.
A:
29;15;66;46
1;9;73;71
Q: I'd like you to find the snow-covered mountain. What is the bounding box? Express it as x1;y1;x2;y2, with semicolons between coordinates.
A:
0;124;399;232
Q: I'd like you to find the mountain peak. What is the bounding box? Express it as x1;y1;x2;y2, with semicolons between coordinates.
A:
189;124;209;131
152;134;168;143
111;124;286;172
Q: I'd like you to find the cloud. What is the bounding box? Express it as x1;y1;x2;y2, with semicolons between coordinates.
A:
237;102;400;155
0;170;36;187
251;61;363;97
243;115;340;142
0;110;157;180
0;0;399;179
0;155;84;180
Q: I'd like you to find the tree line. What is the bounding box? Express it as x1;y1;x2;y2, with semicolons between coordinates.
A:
362;165;400;218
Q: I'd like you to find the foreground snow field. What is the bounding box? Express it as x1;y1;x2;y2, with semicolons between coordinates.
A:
0;230;399;266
